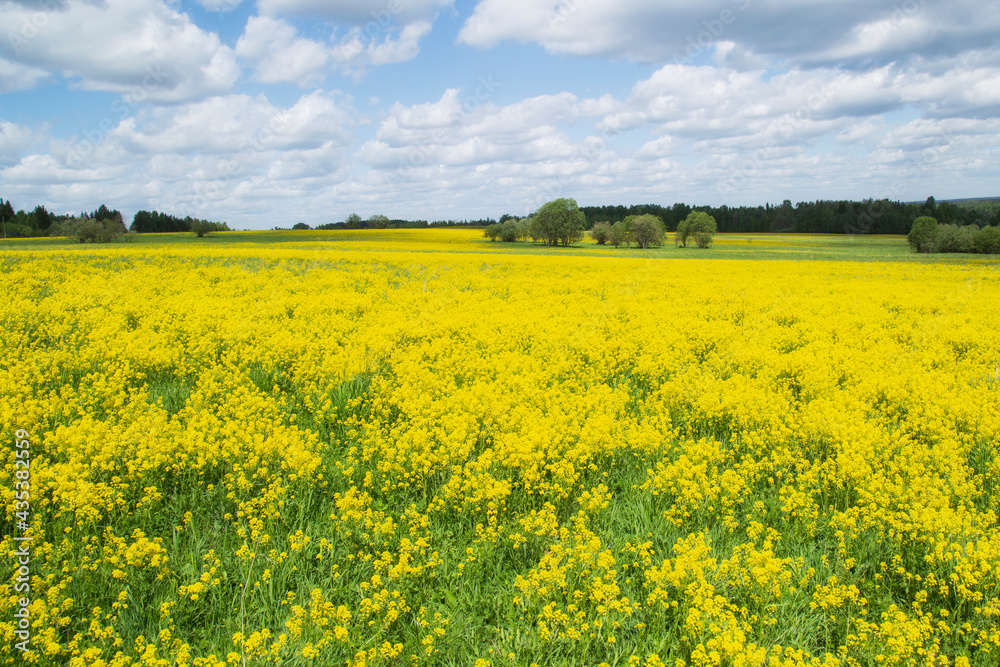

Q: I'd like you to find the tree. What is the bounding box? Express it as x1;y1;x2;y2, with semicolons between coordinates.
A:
630;214;666;249
368;214;390;229
675;217;690;247
678;211;717;248
190;219;228;237
69;217;126;243
31;205;52;232
608;221;628;248
345;213;364;229
532;198;586;246
934;224;975;253
590;221;611;245
907;216;939;253
292;222;311;230
973;226;1000;254
484;224;501;241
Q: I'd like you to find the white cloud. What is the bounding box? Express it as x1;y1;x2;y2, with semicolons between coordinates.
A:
257;0;452;25
0;0;239;102
236;16;330;86
458;0;1000;67
114;91;356;155
194;0;244;11
0;121;37;166
0;57;48;93
367;20;432;66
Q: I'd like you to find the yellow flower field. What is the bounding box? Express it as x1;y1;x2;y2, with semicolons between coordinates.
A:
2;230;999;666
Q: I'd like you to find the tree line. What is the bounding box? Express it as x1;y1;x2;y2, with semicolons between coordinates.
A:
1;197;229;241
485;199;720;249
577;197;998;235
907;216;1000;255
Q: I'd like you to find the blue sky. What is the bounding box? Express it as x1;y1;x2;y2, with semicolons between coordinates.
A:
1;0;998;228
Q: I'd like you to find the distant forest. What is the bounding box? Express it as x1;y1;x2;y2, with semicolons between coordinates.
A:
307;197;999;234
574;197;999;235
0;199;228;238
2;196;997;238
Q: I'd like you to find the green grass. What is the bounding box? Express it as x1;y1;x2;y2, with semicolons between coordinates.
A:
5;228;998;264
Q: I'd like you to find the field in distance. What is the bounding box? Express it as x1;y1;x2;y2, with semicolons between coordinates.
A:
7;227;997;264
1;229;999;666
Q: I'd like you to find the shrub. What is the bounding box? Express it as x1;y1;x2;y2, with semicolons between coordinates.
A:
484;224;500;241
190;219;229;237
591;221;611;245
631;214;666;249
70;217;127;243
972;225;1000;254
608;221;628;248
678;211;717;248
499;219;523;242
907;216;939;253
934;224;975;253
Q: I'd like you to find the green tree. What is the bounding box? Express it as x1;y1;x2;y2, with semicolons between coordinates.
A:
675;217;690;247
532;198;586;246
499;219;522;242
608;221;628;248
292;222;311;230
190;219;227;237
934;224;975;253
972;226;1000;254
677;211;716;248
484;224;501;241
630;214;665;249
907;216;939;253
590;221;611;245
345;213;364;229
69;217;127;243
368;214;390;229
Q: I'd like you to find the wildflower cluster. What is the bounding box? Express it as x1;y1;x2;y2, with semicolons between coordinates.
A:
1;229;998;666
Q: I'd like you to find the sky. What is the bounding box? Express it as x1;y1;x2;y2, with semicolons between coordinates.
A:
1;0;999;228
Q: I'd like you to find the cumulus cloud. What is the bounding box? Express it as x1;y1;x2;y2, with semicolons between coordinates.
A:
0;121;37;166
113;90;356;155
236;16;330;86
0;0;239;101
194;0;245;11
257;0;453;25
458;0;1000;68
0;56;48;93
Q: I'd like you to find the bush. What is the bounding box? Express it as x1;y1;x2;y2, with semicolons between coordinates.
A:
498;219;525;242
677;211;717;248
591;221;611;245
973;225;1000;254
190;219;229;237
907;216;939;253
934;224;975;253
630;214;665;249
608;221;628;248
70;217;127;243
484;224;501;241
